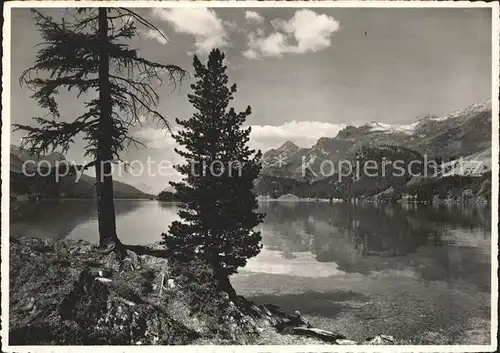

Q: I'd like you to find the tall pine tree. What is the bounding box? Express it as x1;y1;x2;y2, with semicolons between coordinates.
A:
162;49;264;294
14;8;186;250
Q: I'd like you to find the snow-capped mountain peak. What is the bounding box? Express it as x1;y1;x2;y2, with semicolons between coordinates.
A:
431;98;492;122
261;99;492;180
363;121;418;134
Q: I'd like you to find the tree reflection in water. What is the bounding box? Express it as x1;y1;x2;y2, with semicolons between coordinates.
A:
10;199;144;242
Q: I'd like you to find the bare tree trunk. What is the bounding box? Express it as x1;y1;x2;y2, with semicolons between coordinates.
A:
218;274;238;301
212;260;238;301
97;8;120;249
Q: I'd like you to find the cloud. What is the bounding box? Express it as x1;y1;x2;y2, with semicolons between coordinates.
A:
223;20;238;31
274;10;340;52
243;32;289;59
245;10;264;24
133;119;353;154
132;126;176;149
248;121;351;151
243;9;339;59
242;49;259;60
141;28;169;45
151;8;229;54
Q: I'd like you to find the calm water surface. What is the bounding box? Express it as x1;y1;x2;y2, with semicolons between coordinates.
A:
10;200;492;343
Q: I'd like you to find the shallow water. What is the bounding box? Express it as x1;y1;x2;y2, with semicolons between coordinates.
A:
10;200;492;343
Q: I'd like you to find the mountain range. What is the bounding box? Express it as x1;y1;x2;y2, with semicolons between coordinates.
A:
261;99;492;181
10;145;152;199
256;99;493;202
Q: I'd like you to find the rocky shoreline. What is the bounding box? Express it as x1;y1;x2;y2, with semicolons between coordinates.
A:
9;237;397;345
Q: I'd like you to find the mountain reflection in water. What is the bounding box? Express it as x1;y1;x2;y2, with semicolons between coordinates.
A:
245;202;491;292
10;200;491;293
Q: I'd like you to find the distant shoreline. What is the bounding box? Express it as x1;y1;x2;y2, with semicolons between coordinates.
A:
255;197;490;205
10;197;490;206
10;197;155;202
256;197;337;203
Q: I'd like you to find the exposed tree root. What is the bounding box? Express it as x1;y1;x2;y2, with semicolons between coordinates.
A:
121;244;169;259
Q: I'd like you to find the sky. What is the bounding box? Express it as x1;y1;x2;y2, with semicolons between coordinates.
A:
9;6;492;193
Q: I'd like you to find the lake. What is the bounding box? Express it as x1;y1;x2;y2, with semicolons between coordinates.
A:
10;200;492;343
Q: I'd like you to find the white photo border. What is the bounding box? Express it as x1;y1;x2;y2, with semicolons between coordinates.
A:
1;1;498;352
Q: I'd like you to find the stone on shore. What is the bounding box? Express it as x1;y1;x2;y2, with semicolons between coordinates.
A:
364;334;396;344
9;236;398;346
292;327;346;342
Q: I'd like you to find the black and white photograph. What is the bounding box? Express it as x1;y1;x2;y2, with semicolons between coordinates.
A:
1;1;498;351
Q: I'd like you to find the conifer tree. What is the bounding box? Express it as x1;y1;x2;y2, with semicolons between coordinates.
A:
162;49;264;294
14;8;186;249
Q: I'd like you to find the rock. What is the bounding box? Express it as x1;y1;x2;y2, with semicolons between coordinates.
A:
273;308;313;333
380;334;395;342
122;250;141;271
293;310;311;328
103;252;121;273
246;304;277;327
98;269;113;278
116;297;137;307
292;327;346;342
53;241;69;256
96;277;112;283
24;297;36;312
336;339;357;345
167;278;176;289
138;254;168;273
67;240;95;255
126;250;139;262
364;334;396;345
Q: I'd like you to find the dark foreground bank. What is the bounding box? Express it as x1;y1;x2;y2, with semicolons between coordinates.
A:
9;237;399;345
